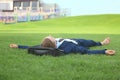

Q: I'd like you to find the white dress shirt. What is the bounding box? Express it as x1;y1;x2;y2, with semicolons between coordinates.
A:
55;38;78;48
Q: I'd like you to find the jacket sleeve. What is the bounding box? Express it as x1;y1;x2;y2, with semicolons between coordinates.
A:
18;45;29;49
70;45;106;54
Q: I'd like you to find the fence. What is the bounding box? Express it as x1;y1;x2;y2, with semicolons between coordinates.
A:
0;8;69;24
0;12;15;23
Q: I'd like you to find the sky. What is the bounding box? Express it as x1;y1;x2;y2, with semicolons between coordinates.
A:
43;0;120;16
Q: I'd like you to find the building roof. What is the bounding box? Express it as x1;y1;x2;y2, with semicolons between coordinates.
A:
13;0;38;1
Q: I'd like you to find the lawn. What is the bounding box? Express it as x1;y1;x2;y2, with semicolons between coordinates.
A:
0;14;120;80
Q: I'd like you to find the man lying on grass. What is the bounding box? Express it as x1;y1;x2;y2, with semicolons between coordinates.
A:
10;36;115;55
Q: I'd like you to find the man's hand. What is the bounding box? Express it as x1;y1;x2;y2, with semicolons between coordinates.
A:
105;50;115;55
10;44;18;48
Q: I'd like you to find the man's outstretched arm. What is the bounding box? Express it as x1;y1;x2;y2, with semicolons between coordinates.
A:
10;44;29;49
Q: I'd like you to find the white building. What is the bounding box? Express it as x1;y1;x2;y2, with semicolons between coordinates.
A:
0;0;45;12
0;0;13;12
0;0;66;23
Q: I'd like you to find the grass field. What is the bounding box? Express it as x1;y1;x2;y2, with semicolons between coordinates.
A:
0;14;120;80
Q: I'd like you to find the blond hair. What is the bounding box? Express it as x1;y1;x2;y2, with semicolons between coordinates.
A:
41;36;56;48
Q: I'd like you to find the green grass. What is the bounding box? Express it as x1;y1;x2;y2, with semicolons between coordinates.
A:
0;14;120;80
0;14;120;34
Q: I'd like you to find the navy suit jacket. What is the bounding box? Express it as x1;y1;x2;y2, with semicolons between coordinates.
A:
58;41;106;54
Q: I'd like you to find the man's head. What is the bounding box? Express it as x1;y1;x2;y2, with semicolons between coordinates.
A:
41;36;56;48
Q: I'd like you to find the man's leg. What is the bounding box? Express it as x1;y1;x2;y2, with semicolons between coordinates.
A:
73;37;110;47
